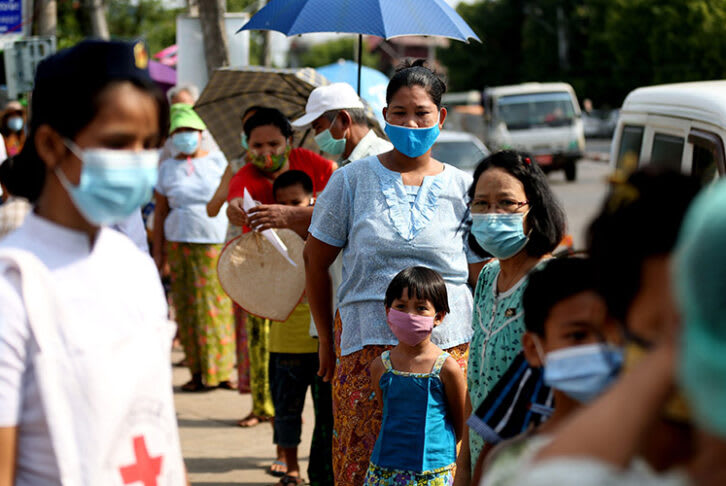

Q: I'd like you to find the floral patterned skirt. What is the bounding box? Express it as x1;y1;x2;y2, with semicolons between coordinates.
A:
332;312;468;486
167;242;235;386
363;463;454;486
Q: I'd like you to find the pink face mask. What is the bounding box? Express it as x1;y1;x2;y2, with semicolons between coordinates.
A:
387;308;435;346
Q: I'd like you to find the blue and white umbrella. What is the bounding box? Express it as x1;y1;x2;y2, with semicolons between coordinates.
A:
238;0;481;93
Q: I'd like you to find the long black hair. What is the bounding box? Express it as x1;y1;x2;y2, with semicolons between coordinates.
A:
587;168;700;323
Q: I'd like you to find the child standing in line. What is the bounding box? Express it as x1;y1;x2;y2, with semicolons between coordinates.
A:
269;170;333;486
365;267;467;486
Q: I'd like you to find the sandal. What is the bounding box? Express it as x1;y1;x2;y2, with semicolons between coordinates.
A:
237;413;272;427
217;380;237;390
276;475;304;485
268;459;287;477
180;376;211;392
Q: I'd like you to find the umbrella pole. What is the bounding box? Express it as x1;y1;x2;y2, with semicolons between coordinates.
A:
357;34;363;96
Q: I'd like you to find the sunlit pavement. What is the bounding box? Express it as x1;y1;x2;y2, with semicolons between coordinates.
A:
173;349;315;485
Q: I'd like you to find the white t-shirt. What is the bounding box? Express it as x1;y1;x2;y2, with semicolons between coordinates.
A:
511;458;691;486
0;212;181;485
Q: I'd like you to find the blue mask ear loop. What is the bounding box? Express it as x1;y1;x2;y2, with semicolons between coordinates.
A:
532;335;547;368
58;138;85;188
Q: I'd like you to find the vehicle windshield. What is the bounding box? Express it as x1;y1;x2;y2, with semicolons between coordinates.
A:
496;92;576;130
431;140;488;172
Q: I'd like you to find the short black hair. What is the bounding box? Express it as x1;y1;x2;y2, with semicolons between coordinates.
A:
587;168;700;324
272;170;313;197
386;59;447;109
523;258;596;336
243;107;293;139
385;266;450;314
467;150;566;258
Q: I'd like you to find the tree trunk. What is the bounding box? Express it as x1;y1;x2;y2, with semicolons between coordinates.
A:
86;0;109;40
187;0;198;16
35;0;57;37
257;1;272;67
198;0;230;79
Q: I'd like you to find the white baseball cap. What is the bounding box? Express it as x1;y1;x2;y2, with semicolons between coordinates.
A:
292;82;365;128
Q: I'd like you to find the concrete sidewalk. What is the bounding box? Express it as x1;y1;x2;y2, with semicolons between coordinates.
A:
173;350;315;485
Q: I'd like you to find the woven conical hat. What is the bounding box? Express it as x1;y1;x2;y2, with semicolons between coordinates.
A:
217;229;306;321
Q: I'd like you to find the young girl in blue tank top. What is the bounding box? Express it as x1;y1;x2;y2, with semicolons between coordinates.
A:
364;267;467;486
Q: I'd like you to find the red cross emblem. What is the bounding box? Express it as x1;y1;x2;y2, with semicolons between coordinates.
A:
119;435;163;486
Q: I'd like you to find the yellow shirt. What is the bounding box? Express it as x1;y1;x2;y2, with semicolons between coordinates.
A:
269;302;319;354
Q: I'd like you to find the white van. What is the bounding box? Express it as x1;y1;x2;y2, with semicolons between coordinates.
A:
483;82;585;181
611;81;726;185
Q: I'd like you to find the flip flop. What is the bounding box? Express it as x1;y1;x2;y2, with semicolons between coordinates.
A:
237;413;272;428
180;379;211;392
276;474;304;485
216;380;237;390
268;459;287;477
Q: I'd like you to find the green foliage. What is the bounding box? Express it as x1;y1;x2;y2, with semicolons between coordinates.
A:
107;0;182;55
227;0;258;11
56;0;257;55
439;0;726;107
300;37;380;69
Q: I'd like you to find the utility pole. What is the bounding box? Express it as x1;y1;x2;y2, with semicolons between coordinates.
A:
198;0;230;79
556;5;569;71
86;0;109;40
35;0;57;37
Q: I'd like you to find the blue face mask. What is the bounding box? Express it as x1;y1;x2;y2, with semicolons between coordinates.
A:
57;139;159;226
172;131;199;155
384;114;440;158
471;212;529;259
241;132;248;150
543;343;624;403
7;116;23;132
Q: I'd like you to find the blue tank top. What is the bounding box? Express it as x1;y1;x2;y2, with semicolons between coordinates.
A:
370;351;457;473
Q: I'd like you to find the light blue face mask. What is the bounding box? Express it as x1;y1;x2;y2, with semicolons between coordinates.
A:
384;113;440;158
471;212;529;259
172;130;199;155
314;115;346;155
241;132;248;150
315;128;346;155
57;139;159;226
543;343;624;403
7;116;23;132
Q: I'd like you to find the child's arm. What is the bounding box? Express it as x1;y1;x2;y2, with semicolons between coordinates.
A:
369;356;385;408
440;356;467;443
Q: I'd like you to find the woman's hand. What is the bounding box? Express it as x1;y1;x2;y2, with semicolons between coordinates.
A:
318;339;336;383
247;204;293;231
226;198;249;227
304;236;342;382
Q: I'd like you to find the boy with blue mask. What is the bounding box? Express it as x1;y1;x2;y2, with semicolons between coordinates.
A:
474;258;621;486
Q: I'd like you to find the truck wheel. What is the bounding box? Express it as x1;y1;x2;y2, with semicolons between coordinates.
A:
564;160;577;181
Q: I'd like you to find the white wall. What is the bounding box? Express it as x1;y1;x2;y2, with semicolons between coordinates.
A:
176;13;250;91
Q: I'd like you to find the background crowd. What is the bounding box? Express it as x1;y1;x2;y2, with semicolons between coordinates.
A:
1;38;726;486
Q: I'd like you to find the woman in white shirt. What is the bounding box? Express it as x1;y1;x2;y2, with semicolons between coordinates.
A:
0;40;186;485
152;103;235;392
